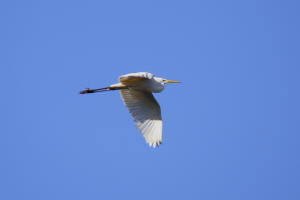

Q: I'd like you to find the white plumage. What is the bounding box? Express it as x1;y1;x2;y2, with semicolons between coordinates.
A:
120;88;162;147
80;72;180;148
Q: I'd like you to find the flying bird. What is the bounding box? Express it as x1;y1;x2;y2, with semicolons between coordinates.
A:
80;72;180;147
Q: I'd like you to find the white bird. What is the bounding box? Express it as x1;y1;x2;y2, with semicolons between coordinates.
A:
80;72;180;147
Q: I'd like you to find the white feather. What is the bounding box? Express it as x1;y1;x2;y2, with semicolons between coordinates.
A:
120;89;162;147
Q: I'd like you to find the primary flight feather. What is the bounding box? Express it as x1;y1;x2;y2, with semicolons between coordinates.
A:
80;72;180;148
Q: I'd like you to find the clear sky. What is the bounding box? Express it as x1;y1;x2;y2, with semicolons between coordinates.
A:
1;0;300;199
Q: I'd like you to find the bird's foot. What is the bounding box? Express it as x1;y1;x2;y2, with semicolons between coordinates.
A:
80;88;92;94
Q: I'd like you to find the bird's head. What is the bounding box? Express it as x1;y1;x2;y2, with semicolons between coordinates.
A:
155;77;181;85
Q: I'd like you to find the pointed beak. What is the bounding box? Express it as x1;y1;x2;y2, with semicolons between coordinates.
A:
166;80;181;83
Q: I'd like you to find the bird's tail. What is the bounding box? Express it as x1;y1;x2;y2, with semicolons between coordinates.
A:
79;87;111;94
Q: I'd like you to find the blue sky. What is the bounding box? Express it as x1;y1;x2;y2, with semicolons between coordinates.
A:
1;0;300;199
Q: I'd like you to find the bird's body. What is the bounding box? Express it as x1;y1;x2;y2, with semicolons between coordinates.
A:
80;72;180;148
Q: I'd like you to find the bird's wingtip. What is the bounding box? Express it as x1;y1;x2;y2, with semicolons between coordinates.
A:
148;141;162;148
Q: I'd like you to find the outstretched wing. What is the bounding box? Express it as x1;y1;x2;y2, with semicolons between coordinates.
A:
119;72;154;85
120;89;162;147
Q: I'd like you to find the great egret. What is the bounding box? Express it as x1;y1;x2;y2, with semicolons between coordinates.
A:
80;72;180;147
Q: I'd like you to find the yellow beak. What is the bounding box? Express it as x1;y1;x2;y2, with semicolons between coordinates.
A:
166;80;181;83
